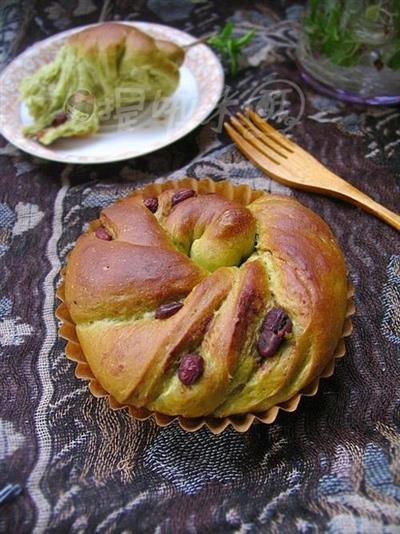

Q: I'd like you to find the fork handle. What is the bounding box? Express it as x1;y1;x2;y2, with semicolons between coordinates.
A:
329;177;400;231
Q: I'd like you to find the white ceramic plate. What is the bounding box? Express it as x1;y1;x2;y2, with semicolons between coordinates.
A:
0;22;224;164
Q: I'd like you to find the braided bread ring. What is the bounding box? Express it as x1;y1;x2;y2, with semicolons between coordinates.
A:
64;179;348;418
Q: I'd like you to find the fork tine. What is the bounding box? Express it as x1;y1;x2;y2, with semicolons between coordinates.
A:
228;117;282;165
245;109;296;153
234;112;289;159
224;122;283;175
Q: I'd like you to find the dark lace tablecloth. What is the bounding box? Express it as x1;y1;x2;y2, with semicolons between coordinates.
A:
0;1;399;532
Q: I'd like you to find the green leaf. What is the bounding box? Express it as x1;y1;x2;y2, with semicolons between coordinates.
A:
206;21;255;76
309;0;319;21
236;29;256;47
227;39;238;76
300;0;391;67
220;21;234;39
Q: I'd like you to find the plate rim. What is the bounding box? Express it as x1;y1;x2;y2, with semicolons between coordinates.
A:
0;21;224;164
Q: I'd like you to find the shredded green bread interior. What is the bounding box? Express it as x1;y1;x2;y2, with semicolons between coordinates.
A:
20;41;179;145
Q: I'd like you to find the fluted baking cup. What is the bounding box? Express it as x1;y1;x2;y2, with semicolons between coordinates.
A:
56;177;355;434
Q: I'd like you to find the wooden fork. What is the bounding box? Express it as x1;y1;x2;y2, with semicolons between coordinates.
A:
224;109;400;231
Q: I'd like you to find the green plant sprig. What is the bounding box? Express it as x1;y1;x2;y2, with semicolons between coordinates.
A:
207;22;256;76
304;0;400;70
304;1;362;67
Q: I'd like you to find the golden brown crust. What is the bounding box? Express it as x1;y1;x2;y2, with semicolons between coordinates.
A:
64;181;349;418
215;260;268;374
101;198;173;248
215;196;348;416
65;237;205;323
155;39;185;66
77;267;234;407
162;192;257;272
164;193;255;243
69;23;177;59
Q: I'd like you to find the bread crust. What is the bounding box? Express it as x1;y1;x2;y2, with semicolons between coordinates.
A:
68;23;184;66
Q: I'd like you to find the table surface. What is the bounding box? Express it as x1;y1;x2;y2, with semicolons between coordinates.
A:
0;1;399;532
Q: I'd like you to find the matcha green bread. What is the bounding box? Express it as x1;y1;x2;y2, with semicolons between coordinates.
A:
62;180;349;419
20;23;184;145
